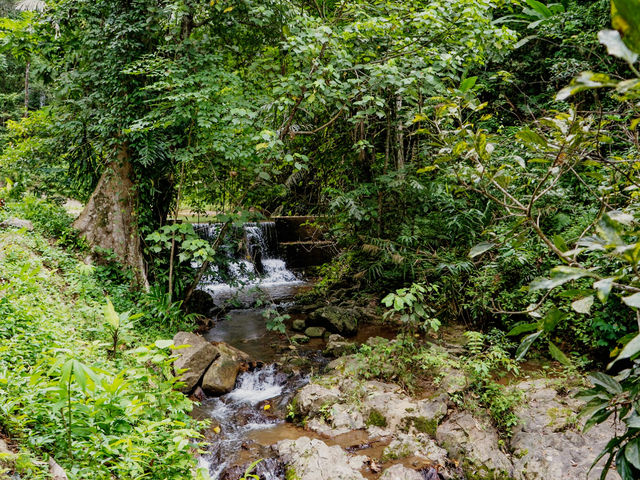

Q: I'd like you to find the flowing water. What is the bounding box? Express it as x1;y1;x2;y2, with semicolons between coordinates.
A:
192;221;316;478
194;222;305;307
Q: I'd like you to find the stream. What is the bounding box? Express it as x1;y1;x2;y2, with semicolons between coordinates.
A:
191;221;323;479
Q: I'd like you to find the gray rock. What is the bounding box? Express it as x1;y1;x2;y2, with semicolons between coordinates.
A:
436;412;514;479
324;334;356;357
0;438;14;469
382;433;448;466
292;318;307;332
510;379;620;480
438;367;467;394
49;458;68;480
200;342;250;396
201;357;241;395
295;383;341;416
379;464;423;480
172;332;218;392
0;217;33;230
310;306;359;336
305;326;326;338
275;437;367;480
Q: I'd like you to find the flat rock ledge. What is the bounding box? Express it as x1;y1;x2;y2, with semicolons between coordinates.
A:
285;364;621;480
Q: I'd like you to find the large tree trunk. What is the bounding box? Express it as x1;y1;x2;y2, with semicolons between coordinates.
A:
73;146;149;290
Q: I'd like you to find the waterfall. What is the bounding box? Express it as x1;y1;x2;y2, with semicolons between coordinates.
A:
192;221;303;303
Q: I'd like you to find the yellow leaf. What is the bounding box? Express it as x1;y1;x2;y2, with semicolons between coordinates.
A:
223;6;234;13
631;118;640;130
213;426;221;434
263;404;271;410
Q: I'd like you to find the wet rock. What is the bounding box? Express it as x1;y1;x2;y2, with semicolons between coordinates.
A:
185;289;215;316
324;334;356;357
379;464;423;480
410;394;448;434
202;358;240;395
201;342;250;396
291;334;310;344
510;379;621;480
382;433;448;467
275;437;367;480
292;318;307;332
436;412;514;479
304;326;326;338
310;306;359;336
172;332;219;393
0;217;33;230
294;383;341;416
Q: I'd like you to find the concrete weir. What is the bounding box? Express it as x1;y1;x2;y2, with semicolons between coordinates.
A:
271;216;336;268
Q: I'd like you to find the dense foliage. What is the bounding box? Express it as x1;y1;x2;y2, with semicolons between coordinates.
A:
3;0;640;478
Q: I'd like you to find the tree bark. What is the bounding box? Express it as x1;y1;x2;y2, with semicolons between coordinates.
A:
73;145;150;290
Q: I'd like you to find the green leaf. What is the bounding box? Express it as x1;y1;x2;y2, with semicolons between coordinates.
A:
515;330;543;361
104;298;120;330
594;278;614;303
516;128;548;148
530;266;592;291
541;308;565;333
598;29;638;65
588;372;623;394
571;296;594;314
617;449;636;480
612;0;640;54
525;0;552;17
609;332;640;368
155;339;173;349
625;438;640;470
622;292;640;308
548;341;571;366
507;322;539;336
469;241;495;258
459;76;477;92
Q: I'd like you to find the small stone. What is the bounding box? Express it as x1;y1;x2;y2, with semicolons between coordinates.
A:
292;318;306;331
305;326;326;338
379;464;423;480
291;334;310;344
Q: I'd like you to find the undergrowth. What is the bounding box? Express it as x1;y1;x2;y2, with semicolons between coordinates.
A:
0;202;208;479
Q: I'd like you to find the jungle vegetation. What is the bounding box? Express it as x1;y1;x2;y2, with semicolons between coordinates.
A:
2;0;640;478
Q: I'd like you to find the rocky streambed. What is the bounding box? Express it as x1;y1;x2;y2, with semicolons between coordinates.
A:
172;313;622;480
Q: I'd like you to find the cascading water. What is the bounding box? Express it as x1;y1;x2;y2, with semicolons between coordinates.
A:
195;366;309;480
190;222;312;478
193;222;303;305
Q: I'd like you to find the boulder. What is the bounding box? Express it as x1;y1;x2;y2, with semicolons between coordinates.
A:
0;438;15;469
509;379;620;480
0;217;33;231
310;306;359;336
275;437;367;480
324;334;356;357
172;332;219;392
294;383;341;416
304;326;326;338
382;433;448;467
379;464;423;480
436;412;514;479
202;358;241;395
201;342;250;396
